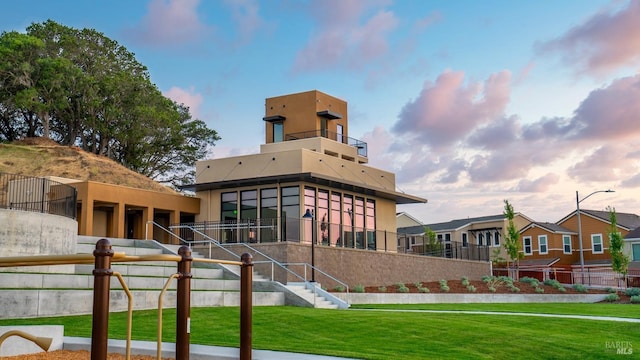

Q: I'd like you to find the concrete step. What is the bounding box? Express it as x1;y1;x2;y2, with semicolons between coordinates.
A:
286;284;339;309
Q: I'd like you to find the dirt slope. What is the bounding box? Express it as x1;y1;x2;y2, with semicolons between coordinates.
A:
0;138;176;194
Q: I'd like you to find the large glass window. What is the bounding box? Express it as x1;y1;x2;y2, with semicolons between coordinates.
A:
273;122;284;143
318;190;329;245
343;194;354;248
281;186;300;241
523;236;532;255
330;192;341;246
303;187;316;245
221;192;238;222
221;192;238;243
260;188;277;242
493;231;500;247
355;197;365;249
538;235;548;254
563;235;572;254
462;233;468;247
478;233;484;246
366;199;376;250
591;234;603;254
240;190;257;220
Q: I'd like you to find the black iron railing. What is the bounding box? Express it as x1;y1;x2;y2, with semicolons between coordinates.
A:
0;173;77;219
285;130;368;157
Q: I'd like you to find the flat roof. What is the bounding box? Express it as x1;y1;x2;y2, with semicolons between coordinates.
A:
184;172;427;205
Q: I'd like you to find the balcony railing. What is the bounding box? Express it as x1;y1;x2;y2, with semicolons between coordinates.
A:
0;172;77;219
285;130;368;157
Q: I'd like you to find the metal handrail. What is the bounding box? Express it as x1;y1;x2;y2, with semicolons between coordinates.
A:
170;224;349;292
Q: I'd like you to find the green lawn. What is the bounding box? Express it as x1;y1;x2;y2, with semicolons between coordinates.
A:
2;304;638;359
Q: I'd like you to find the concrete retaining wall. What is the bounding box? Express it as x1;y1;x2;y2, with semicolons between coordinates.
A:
0;209;77;273
336;293;609;304
0;325;64;357
204;243;491;288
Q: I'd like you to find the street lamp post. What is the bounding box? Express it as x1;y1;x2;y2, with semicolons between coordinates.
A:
576;189;614;282
302;209;315;282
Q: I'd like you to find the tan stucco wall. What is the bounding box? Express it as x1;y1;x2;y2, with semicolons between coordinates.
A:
558;214;629;263
71;181;199;240
264;90;349;144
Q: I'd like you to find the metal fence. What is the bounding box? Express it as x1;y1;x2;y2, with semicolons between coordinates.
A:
493;267;640;289
0;173;77;219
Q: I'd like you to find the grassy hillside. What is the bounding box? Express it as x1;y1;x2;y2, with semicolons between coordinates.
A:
0;138;176;194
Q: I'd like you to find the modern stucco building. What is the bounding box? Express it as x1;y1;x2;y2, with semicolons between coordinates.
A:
190;90;427;251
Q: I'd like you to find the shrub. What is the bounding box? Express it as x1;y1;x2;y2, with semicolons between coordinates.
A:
353;284;365;293
507;284;520;293
481;275;492;283
535;287;544;293
418;286;430;293
544;279;562;289
605;293;620;302
461;276;470;286
630;295;640;304
438;279;448;287
625;288;640;297
488;286;496;293
378;286;387;292
558;287;566;293
440;285;450;292
520;277;539;287
414;282;423;288
573;284;588;293
605;287;616;293
398;284;410;293
334;285;345;292
466;285;476;293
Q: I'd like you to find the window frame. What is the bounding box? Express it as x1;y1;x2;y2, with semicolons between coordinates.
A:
591;234;604;254
523;236;532;255
562;235;572;254
538;235;548;255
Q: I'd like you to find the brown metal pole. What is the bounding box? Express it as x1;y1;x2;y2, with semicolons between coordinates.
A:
240;253;253;360
91;239;114;360
176;246;193;360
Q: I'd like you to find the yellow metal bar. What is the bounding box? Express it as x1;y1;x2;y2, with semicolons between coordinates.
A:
193;258;243;266
0;252;126;268
157;273;179;360
113;272;133;360
0;330;52;352
113;254;183;263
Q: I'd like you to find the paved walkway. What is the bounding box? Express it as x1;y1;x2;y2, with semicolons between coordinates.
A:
349;308;640;323
64;337;357;360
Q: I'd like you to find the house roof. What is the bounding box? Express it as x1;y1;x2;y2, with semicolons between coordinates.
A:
557;209;640;231
397;225;426;236
624;226;640;240
520;222;576;234
517;258;560;268
426;214;505;231
396;212;424;226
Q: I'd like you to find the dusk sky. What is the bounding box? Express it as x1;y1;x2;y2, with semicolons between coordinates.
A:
3;0;639;224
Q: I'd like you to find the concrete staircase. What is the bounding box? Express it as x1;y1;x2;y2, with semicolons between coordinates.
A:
0;236;285;319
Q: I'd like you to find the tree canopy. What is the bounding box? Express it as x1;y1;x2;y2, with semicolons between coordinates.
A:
0;20;220;187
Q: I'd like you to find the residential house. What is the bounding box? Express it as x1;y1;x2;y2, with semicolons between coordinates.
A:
518;222;576;269
554;209;640;270
422;213;533;262
396;212;426;253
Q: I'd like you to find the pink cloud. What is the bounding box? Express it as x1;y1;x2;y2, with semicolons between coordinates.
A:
292;0;397;72
163;86;204;119
568;144;631;182
128;0;213;47
392;70;511;149
515;173;560;192
570;75;640;140
536;0;640;77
